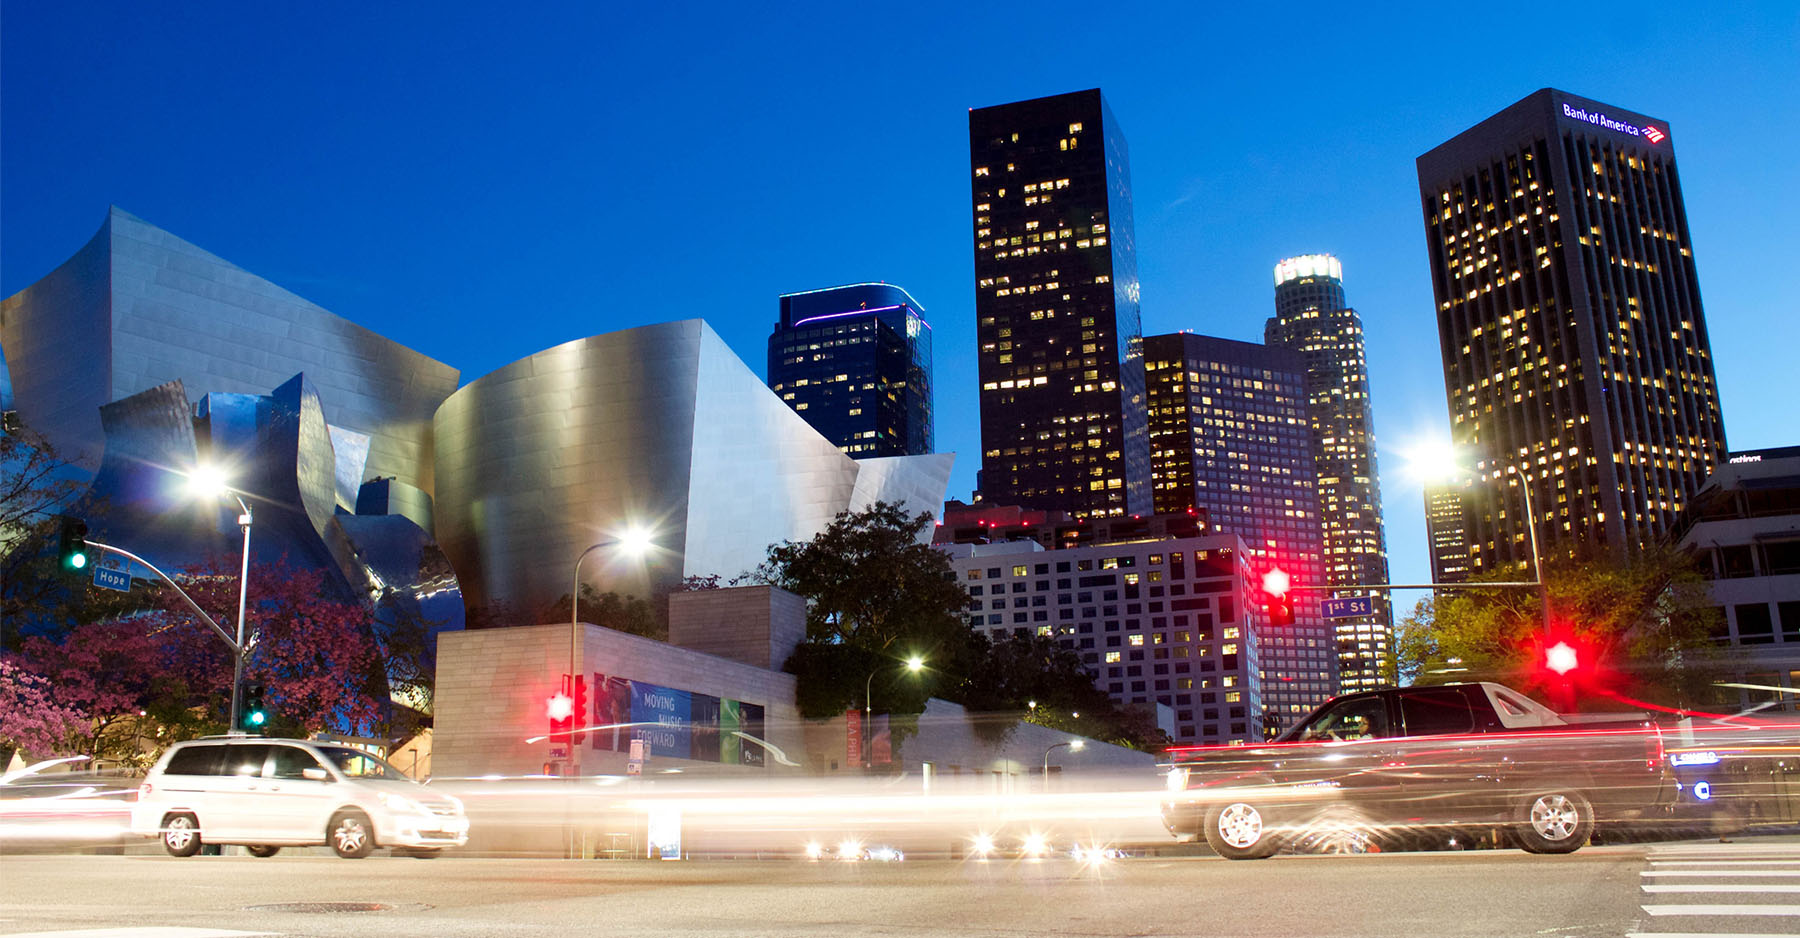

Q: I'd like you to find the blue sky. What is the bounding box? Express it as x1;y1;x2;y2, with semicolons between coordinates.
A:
5;2;1796;599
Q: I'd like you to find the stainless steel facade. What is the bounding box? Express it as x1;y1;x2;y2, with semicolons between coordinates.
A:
433;320;954;613
0;207;459;496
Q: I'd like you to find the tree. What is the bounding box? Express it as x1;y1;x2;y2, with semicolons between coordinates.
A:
1393;543;1723;708
954;633;1168;750
0;424;104;646
0;659;90;763
744;502;970;655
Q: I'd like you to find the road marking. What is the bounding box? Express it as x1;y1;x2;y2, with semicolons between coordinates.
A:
1643;883;1800;893
1653;860;1800;866
1644;870;1800;877
0;921;271;928
1642;904;1800;916
1628;933;1800;937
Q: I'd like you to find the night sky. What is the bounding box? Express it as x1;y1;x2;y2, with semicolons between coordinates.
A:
5;2;1796;603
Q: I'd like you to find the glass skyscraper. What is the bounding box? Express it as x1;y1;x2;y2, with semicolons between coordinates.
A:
1144;331;1336;731
767;283;933;458
969;88;1149;518
1264;255;1393;692
1417;89;1728;573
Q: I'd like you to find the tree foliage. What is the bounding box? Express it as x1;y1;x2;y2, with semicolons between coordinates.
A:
0;425;107;645
0;658;91;763
746;502;971;655
957;632;1169;750
1394;543;1723;707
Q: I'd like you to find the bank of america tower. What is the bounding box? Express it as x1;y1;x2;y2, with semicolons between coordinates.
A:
1417;89;1727;573
969;89;1150;518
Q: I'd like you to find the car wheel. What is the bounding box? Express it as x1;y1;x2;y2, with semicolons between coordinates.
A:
1203;800;1284;860
161;813;202;857
246;845;281;858
328;810;375;859
1515;788;1594;855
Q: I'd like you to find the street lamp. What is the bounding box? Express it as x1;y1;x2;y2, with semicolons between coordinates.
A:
1411;444;1551;632
568;527;652;776
864;654;925;770
1043;739;1085;787
187;464;253;732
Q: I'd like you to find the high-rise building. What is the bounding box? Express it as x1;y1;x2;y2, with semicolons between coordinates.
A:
1144;331;1335;729
969;89;1149;518
767;283;934;457
1264;255;1393;692
1417;89;1728;575
942;533;1262;747
1424;484;1472;587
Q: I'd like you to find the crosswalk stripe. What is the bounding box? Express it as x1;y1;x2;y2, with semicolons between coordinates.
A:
1643;883;1800;893
1628;933;1800;937
1653;860;1800;866
0;921;273;928
1642;903;1800;916
1644;870;1800;877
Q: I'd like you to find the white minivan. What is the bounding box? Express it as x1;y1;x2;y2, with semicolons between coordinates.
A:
133;737;467;858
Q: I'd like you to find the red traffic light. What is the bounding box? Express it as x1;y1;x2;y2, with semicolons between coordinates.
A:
1545;642;1579;676
546;692;574;721
571;675;589;745
1261;568;1290;598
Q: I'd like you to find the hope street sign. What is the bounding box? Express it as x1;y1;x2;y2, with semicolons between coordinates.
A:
93;565;132;593
1320;596;1375;619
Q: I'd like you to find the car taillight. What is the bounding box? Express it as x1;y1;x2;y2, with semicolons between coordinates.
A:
1648;725;1665;771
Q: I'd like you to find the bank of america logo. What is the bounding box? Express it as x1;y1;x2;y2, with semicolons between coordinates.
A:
1643;125;1667;144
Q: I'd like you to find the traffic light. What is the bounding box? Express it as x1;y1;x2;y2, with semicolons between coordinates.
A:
571;674;588;746
547;676;574;743
57;517;91;575
1544;641;1579;676
1261;568;1295;627
240;683;269;733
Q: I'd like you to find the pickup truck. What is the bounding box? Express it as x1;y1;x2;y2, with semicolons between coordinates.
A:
1160;682;1671;858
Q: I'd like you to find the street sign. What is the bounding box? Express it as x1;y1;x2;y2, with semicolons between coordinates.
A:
1320;596;1375;619
93;565;132;592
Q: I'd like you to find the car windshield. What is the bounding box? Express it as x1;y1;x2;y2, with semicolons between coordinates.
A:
315;746;408;781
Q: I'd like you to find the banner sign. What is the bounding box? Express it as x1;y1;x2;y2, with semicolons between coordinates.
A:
593;673;766;768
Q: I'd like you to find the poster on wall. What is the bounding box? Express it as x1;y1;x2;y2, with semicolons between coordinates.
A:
589;672;765;768
632;682;692;759
591;674;633;752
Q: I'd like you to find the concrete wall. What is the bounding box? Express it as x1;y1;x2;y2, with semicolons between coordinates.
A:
667;584;806;671
433;623;802;780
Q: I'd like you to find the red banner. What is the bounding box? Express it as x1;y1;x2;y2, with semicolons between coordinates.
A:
846;709;862;768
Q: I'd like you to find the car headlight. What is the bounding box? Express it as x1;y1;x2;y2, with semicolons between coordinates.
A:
1165;767;1189;792
379;793;426;815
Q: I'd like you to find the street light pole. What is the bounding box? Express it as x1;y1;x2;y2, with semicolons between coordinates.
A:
227;494;252;732
864;655;926;771
1042;739;1084;789
566;529;654;778
569;542;611;779
1505;465;1552;633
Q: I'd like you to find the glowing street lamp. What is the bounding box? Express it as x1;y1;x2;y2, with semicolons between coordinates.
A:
186;464;254;732
568;527;652;776
1407;442;1551;633
1043;739;1086;786
864;654;926;770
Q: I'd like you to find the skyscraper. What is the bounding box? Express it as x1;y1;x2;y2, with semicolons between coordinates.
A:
1264;255;1393;692
767;283;934;457
1424;484;1471;587
1144;332;1336;729
969;89;1149;518
1417;89;1728;574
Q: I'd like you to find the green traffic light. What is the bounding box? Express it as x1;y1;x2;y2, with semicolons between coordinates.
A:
69;552;88;570
247;711;266;726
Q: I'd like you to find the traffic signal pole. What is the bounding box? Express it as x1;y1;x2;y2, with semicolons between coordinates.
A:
83;539;246;722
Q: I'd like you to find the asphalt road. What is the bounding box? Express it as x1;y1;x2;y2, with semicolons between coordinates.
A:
5;838;1800;938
